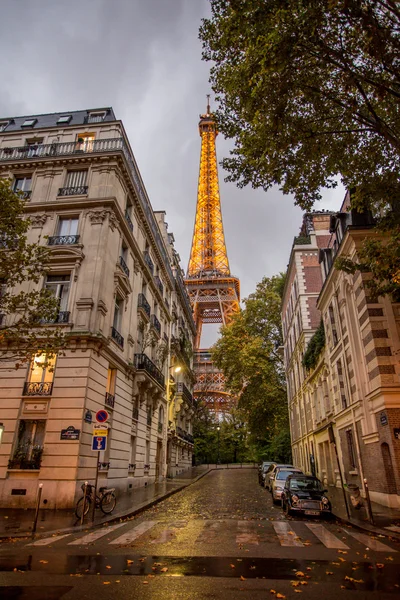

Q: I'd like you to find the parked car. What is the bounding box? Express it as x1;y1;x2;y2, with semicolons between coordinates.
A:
258;461;273;486
281;474;332;517
264;463;294;491
270;468;303;502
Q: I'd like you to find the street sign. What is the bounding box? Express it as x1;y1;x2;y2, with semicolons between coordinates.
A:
92;436;107;451
93;427;108;437
60;426;80;440
95;409;109;424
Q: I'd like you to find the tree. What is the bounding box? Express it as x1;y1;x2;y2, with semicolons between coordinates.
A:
212;274;291;461
200;1;400;296
0;179;64;367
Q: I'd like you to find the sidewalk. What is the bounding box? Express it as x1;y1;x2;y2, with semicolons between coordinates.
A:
0;465;210;540
327;483;400;540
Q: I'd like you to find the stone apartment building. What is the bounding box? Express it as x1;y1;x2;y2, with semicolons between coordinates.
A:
0;108;196;508
282;199;400;508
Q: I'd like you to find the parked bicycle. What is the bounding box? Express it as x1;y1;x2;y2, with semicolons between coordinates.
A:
75;483;117;519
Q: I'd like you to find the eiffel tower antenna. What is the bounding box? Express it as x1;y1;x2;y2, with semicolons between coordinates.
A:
185;102;240;414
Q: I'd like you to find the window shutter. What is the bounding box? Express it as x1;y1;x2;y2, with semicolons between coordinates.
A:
66;170;87;188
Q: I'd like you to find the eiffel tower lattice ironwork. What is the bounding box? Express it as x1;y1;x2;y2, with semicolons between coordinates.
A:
185;98;240;413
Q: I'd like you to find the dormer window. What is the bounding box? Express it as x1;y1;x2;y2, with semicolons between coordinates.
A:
0;121;10;132
87;111;106;123
21;119;37;128
57;115;72;124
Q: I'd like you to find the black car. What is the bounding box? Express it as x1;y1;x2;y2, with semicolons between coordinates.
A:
281;474;332;517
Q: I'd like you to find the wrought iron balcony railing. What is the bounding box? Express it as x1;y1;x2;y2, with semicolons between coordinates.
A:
150;314;161;336
154;275;164;295
98;462;110;470
43;311;70;324
158;422;163;434
8;455;42;470
125;210;133;232
143;250;154;274
16;190;32;200
111;326;124;348
0;137;175;283
128;463;136;471
137;293;151;319
132;407;139;421
23;381;53;396
58;186;88;196
177;382;193;405
105;392;115;409
119;255;130;277
48;235;80;246
134;353;165;388
176;426;194;444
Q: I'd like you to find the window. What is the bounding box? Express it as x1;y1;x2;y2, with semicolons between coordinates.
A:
57;115;72;124
328;304;339;346
28;353;56;385
113;297;122;331
65;170;88;188
76;133;95;152
0;121;10;132
346;429;357;469
130;435;137;465
10;420;46;469
14;176;32;192
87;112;106;123
57;218;78;237
21;118;37;128
336;359;347;409
145;440;150;465
45;274;70;315
106;367;116;396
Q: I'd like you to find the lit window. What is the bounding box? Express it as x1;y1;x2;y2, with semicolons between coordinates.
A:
76;133;95;152
57;115;72;124
0;121;9;132
29;353;57;384
21;119;37;128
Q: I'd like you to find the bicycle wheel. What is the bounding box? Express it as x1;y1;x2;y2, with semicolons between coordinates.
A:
100;492;116;514
75;496;91;519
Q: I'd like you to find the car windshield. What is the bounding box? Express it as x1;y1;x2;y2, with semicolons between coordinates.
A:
289;478;324;491
276;470;299;480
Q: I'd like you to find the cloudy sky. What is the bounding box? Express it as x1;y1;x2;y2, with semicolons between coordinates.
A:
1;0;344;345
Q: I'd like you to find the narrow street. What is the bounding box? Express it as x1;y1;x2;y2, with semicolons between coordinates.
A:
1;469;400;599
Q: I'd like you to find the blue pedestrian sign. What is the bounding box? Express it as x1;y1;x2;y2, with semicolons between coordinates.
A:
92;435;107;451
96;410;109;424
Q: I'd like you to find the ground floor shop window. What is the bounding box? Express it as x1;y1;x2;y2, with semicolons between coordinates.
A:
8;420;45;469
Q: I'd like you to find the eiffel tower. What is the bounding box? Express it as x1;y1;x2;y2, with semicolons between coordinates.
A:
185;97;240;413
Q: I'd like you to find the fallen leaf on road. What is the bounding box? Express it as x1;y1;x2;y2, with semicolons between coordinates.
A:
295;571;305;577
306;567;312;571
103;582;111;585
161;567;168;572
376;564;384;569
230;564;236;568
291;581;300;587
294;590;302;593
106;566;111;569
39;560;48;564
240;575;246;581
338;550;347;554
142;581;149;585
338;558;346;562
331;562;340;566
326;572;333;575
270;590;276;594
116;580;120;583
276;594;285;599
386;557;394;561
127;560;134;565
344;576;364;584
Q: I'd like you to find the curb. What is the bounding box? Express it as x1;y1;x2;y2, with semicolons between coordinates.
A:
0;469;211;542
333;511;400;542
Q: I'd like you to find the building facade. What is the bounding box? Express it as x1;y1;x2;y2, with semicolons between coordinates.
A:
0;108;196;509
283;199;400;508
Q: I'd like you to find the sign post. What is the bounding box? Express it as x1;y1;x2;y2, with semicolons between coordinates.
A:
90;412;109;523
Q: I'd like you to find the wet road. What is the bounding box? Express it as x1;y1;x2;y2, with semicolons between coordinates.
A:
1;469;400;599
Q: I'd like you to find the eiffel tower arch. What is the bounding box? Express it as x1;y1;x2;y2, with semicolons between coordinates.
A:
185;99;240;414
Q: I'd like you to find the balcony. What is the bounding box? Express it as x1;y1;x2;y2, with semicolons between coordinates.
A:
143;250;154;274
132;407;139;421
8;453;43;470
177;382;193;405
125;211;133;232
105;392;115;409
48;235;80;246
23;381;53;396
176;426;194;444
157;422;163;434
137;293;151;320
111;326;124;348
119;255;130;277
58;186;88;196
134;353;165;389
43;311;70;324
98;462;110;471
128;463;136;472
17;190;32;200
150;314;161;337
154;275;164;295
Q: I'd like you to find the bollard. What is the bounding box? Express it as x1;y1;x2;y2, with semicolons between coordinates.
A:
364;478;375;525
32;483;43;538
81;481;88;527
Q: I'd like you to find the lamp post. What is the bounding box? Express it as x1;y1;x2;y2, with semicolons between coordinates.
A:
217;426;220;465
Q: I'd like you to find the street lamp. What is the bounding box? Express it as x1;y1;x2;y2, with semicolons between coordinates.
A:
217;426;220;465
0;423;4;446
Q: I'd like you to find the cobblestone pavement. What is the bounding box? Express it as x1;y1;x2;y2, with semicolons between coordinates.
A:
1;469;400;600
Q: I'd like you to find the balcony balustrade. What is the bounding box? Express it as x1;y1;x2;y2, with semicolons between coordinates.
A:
111;326;124;348
176;426;194;444
125;211;134;232
43;311;70;324
98;462;110;471
119;255;130;277
58;186;88;196
134;353;165;388
177;382;193;405
137;293;151;319
150;314;161;336
48;235;80;246
17;190;31;200
8;453;43;470
143;250;154;274
23;381;53;396
105;392;115;409
154;275;164;295
128;463;136;471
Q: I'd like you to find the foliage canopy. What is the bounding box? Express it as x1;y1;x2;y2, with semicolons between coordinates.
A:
302;320;326;372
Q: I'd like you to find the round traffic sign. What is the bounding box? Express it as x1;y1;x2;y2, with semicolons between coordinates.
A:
95;409;109;423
